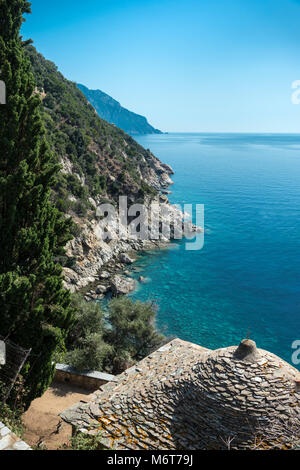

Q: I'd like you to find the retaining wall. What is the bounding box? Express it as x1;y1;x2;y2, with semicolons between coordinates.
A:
54;364;116;391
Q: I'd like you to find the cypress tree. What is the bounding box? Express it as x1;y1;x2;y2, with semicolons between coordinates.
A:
0;0;74;407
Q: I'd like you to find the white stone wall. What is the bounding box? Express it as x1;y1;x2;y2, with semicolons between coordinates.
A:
0;422;31;451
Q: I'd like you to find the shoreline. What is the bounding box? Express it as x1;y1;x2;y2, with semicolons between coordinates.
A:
80;239;171;301
62;154;201;301
64;213;201;301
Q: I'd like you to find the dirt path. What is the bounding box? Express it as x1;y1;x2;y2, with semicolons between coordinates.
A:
22;381;93;450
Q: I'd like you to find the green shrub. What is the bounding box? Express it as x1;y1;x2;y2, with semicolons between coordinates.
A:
70;222;82;237
0;397;25;439
106;297;164;373
64;294;112;371
68;430;104;450
64;294;164;375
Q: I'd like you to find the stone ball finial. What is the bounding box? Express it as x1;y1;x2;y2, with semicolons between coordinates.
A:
233;339;258;362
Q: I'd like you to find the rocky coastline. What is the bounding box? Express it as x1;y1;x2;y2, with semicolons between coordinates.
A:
63;210;175;300
64;213;201;301
62;148;175;296
62;151;201;301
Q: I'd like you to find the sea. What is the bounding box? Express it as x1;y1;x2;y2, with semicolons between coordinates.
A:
128;133;300;368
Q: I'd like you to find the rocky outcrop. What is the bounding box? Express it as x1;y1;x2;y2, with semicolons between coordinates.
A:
62;196;195;292
119;253;135;265
96;285;108;295
140;155;174;190
63;213;167;292
111;275;136;296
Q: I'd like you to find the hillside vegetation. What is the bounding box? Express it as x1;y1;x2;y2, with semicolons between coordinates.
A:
26;46;170;219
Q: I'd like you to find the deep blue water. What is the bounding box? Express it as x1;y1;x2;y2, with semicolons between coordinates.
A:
130;133;300;367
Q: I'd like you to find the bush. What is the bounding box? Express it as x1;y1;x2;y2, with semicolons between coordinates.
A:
106;297;164;373
64;294;165;375
68;430;103;450
70;222;82;237
56;255;77;269
0;404;24;439
73;200;88;217
64;294;112;371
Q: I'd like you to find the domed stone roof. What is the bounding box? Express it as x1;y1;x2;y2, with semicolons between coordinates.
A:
190;339;299;449
61;339;300;450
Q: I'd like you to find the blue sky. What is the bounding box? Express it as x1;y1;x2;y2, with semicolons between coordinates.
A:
22;0;300;132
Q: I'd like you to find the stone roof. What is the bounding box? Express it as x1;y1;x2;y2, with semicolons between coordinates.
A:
60;338;300;450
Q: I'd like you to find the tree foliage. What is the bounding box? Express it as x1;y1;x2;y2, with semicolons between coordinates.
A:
107;297;164;373
0;0;74;408
64;295;163;375
64;294;112;372
24;44;157;217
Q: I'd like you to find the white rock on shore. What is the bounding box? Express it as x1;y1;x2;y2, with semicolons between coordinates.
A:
120;253;135;264
111;275;136;296
96;285;108;295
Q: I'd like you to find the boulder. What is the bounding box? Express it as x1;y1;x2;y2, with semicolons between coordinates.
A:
160;172;174;187
85;291;104;301
120;253;135;265
111;275;136;296
99;271;110;279
63;268;79;285
159;194;169;203
96;285;108;295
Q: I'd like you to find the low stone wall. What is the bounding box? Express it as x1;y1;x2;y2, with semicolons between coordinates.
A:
54;364;116;391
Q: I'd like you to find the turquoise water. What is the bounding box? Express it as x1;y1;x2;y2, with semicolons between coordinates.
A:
130;133;300;367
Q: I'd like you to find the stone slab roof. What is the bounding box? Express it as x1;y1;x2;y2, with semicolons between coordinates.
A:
61;338;300;450
61;339;209;449
0;422;31;450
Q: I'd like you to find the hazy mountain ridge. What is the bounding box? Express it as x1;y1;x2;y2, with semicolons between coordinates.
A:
78;84;163;136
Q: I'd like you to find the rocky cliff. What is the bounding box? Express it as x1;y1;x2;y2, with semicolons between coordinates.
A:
26;46;175;294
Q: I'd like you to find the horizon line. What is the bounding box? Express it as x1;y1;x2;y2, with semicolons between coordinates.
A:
147;131;300;135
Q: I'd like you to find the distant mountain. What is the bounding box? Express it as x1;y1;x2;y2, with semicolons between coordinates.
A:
77;84;163;135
